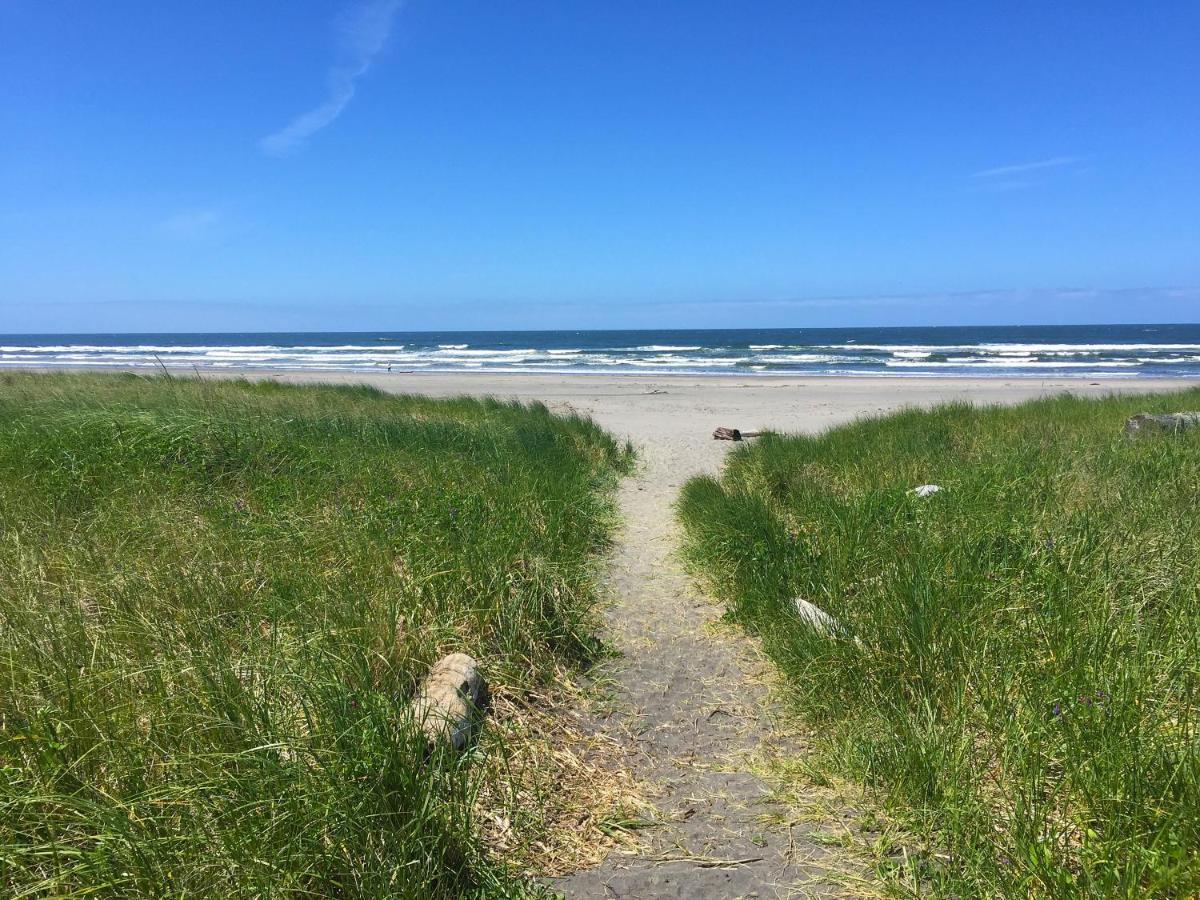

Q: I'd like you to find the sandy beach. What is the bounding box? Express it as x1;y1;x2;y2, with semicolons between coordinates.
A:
232;372;1197;473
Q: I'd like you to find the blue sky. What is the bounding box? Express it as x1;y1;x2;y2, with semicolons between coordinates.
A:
2;1;1198;332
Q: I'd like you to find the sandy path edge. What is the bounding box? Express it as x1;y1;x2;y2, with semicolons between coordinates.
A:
548;432;857;898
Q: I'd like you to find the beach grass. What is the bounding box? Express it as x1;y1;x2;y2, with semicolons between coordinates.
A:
677;387;1200;897
0;371;632;897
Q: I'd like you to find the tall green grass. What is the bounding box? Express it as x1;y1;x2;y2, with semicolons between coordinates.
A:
678;388;1200;897
0;372;631;897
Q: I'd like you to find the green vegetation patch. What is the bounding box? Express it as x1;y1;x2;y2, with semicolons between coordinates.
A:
678;388;1200;897
0;372;631;897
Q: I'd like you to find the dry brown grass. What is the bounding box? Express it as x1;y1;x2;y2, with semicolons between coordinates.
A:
475;679;655;879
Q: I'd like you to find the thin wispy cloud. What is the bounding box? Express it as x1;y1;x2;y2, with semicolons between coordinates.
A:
260;0;401;156
971;156;1081;179
972;178;1037;194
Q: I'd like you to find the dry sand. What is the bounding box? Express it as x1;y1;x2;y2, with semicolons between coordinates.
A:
69;370;1200;896
240;373;1197;472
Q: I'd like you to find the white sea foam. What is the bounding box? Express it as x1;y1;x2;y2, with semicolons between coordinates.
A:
624;356;691;366
624;355;740;367
0;343;403;355
3;334;1198;377
827;343;1200;355
755;353;853;364
434;348;536;357
885;358;1141;368
975;343;1200;353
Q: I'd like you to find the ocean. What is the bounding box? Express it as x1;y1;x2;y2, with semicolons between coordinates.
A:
3;324;1200;378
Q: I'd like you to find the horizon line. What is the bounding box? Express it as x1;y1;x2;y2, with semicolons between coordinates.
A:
3;321;1199;338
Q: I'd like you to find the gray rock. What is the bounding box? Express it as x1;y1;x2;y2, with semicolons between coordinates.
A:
1123;412;1200;438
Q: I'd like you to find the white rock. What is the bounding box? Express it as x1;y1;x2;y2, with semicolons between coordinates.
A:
794;597;864;648
793;597;842;636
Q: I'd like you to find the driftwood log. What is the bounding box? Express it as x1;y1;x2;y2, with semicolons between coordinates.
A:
713;426;763;441
1123;412;1200;438
411;653;486;750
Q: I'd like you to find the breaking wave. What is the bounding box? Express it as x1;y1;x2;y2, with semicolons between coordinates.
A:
3;329;1199;377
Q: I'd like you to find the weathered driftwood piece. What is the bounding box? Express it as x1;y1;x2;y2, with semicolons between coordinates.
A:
909;484;941;497
1122;412;1200;439
411;653;486;750
713;426;764;441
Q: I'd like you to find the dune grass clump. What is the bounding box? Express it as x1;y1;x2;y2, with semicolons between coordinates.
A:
678;388;1200;897
0;372;631;897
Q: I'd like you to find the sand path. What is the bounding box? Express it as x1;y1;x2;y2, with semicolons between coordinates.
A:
189;372;1195;897
549;423;852;898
